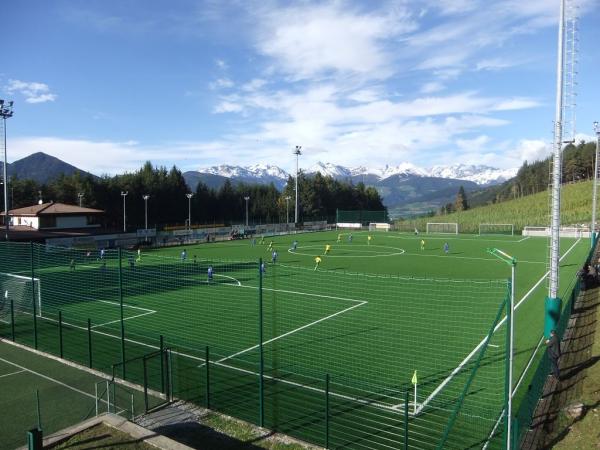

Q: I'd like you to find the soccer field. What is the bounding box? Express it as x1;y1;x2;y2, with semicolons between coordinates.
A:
0;232;590;449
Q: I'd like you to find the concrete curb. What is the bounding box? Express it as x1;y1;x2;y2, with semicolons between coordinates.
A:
17;413;194;450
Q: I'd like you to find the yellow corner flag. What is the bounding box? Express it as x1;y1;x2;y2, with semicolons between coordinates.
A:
411;370;418;385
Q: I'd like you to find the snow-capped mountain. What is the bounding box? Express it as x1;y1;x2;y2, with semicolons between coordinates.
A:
429;164;518;185
193;161;516;186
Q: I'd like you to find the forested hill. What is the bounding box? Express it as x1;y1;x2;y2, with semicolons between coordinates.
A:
491;141;596;203
7;162;385;229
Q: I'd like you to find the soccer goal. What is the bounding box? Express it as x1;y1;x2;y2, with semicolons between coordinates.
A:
368;222;391;232
478;223;514;236
426;223;458;234
0;272;42;321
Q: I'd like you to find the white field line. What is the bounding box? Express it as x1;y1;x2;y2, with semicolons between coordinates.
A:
96;299;155;314
399;252;545;265
482;335;546;450
414;237;582;414
0;355;126;415
214;274;242;286
239;284;366;305
517;236;531;243
365;232;524;244
0;356;98;400
92;310;156;329
212;300;368;366
0;369;25;378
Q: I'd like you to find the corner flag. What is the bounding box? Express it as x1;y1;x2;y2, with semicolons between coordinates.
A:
411;370;418;385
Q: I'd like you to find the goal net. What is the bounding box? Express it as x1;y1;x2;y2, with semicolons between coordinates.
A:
426;223;458;234
368;222;391;232
0;272;42;322
478;224;514;236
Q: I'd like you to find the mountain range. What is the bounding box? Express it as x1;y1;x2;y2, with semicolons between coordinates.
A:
3;152;517;218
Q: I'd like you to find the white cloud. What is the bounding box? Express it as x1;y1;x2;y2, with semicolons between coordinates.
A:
420;82;445;94
514;139;551;163
215;59;228;70
456;135;490;151
254;2;416;80
5;79;57;104
214;100;244;113
209;78;234;90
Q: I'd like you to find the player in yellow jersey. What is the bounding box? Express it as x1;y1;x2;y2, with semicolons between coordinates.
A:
337;233;342;243
420;239;425;251
367;235;372;245
136;248;141;262
324;244;331;255
314;256;322;271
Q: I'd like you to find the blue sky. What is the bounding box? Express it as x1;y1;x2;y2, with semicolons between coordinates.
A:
1;0;599;175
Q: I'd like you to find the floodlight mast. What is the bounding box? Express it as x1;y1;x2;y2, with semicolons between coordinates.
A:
186;193;194;233
294;146;302;224
78;192;84;207
0;100;14;241
121;191;128;232
143;195;150;240
592;122;600;246
285;195;291;225
244;196;250;227
546;0;566;338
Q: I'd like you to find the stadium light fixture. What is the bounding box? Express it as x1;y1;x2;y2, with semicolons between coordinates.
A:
143;194;150;240
592;121;600;246
244;196;250;227
284;195;291;225
121;191;128;232
78;192;84;207
294;146;302;224
0;99;14;241
186;193;194;233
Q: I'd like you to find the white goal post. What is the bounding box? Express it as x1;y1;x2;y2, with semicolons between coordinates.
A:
368;222;391;232
0;272;42;320
478;223;514;236
426;223;458;234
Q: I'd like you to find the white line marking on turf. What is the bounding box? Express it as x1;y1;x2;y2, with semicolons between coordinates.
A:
239;284;366;304
0;369;25;378
0;356;98;399
213;300;368;366
517;236;531;242
92;310;156;329
414;237;582;414
214;274;241;286
399;252;545;265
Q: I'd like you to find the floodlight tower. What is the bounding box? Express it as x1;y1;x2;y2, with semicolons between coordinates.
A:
78;192;84;207
593;122;600;245
143;195;150;238
294;146;302;224
545;0;566;338
285;195;291;224
0;99;14;241
244;196;250;226
186;193;194;232
121;191;128;232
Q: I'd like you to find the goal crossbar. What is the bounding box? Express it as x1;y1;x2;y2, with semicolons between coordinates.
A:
426;223;458;234
0;272;42;317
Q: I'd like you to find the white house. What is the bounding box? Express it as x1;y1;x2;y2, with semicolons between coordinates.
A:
4;202;104;230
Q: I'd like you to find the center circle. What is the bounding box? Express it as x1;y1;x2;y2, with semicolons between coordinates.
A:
289;244;406;258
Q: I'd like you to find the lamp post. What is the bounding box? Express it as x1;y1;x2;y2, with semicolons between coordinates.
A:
244;196;250;226
143;194;150;240
285;196;291;224
0;99;14;241
78;192;84;207
186;193;194;232
592;121;600;246
294;146;302;224
121;191;128;232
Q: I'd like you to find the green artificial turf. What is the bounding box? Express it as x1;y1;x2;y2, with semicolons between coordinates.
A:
0;232;591;449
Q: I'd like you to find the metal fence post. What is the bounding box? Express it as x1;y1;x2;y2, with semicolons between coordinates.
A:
258;258;264;428
30;242;38;349
205;345;210;409
36;389;42;431
404;390;409;450
505;287;512;450
143;355;149;412
87;318;92;368
10;297;15;341
325;373;330;449
58;311;63;359
160;335;165;394
118;247;126;379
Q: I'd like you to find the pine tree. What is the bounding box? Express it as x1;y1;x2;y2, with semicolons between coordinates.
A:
455;186;468;211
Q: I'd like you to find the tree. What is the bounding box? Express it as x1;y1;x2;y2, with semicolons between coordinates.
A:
455;186;468;211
